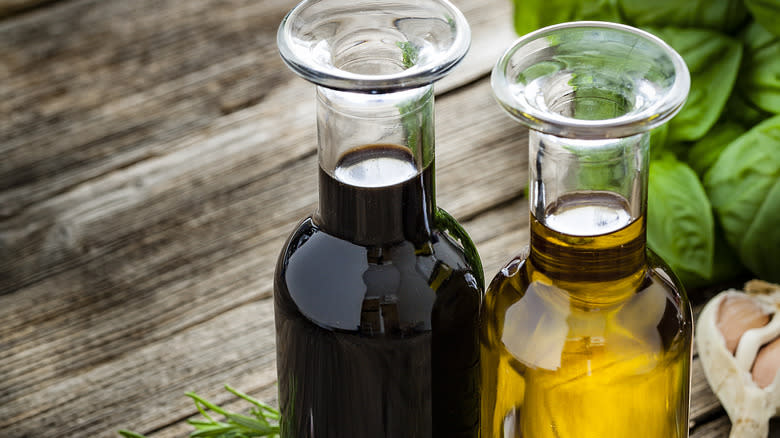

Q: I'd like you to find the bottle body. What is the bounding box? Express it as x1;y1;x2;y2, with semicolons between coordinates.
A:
485;22;694;438
274;1;480;434
274;154;481;437
480;206;692;438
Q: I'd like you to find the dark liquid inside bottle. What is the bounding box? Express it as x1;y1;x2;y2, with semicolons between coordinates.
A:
274;144;482;438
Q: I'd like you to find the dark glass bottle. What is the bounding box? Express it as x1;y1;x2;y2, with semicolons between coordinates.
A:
274;1;482;437
481;23;694;438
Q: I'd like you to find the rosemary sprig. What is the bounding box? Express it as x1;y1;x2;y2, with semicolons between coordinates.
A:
118;385;280;438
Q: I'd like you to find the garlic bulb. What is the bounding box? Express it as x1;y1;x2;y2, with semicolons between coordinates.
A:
697;280;780;438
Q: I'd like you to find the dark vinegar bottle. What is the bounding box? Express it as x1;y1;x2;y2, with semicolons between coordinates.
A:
274;1;482;437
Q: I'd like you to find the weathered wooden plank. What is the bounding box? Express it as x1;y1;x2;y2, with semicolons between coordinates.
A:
0;0;513;219
436;0;517;93
0;0;60;17
0;0;515;290
0;189;526;437
0;73;523;302
0;76;523;380
4;290;275;435
5;297;280;437
690;416;730;438
0;78;527;436
690;354;724;427
0;82;315;294
0;0;295;216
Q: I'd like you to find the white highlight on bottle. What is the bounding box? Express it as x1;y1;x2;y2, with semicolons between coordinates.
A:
334;155;419;187
546;204;631;236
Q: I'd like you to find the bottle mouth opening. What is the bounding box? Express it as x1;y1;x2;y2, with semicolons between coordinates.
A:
492;21;690;139
278;0;471;93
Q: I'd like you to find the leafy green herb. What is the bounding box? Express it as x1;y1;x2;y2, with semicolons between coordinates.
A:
118;432;148;438
619;0;748;32
568;137;644;193
512;0;621;37
678;221;750;289
397;86;434;167
704;115;780;282
395;41;432;168
744;0;780;37
725;86;772;126
737;21;780;114
644;27;742;142
687;121;746;177
647;155;715;282
118;385;280;438
397;41;419;69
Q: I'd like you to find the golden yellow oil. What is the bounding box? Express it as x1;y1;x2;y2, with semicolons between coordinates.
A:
480;193;692;438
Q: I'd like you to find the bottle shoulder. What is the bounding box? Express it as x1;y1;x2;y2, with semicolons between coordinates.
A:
485;247;690;313
277;217;477;278
275;216;482;334
482;247;693;371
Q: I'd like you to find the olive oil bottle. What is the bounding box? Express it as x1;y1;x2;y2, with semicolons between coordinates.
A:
274;1;482;437
482;23;694;438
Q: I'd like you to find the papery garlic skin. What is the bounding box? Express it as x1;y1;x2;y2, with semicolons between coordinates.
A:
697;286;780;438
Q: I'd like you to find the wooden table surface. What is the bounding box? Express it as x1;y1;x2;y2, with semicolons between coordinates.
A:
0;0;736;436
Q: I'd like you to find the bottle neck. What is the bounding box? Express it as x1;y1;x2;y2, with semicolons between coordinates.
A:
527;131;650;299
315;86;436;246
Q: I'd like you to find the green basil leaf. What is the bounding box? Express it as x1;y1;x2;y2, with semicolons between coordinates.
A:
648;156;715;281
620;0;748;33
744;0;780;37
739;181;780;282
737;21;780;114
672;222;748;290
725;87;773;126
512;0;621;37
645;27;743;142
687;121;747;177
649;125;670;160
704;114;780;282
649;125;693;162
709;224;749;284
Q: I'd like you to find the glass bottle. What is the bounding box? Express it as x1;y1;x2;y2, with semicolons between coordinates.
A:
274;1;482;437
481;22;694;438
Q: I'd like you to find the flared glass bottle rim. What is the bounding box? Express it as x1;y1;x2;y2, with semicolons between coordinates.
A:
492;21;691;139
277;0;471;93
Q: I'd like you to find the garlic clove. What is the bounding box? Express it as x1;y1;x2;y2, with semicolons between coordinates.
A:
697;282;780;438
718;295;771;354
753;337;780;389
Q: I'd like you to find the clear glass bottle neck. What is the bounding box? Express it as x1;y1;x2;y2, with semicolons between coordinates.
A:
529;131;650;230
315;85;436;245
527;131;650;298
316;85;435;175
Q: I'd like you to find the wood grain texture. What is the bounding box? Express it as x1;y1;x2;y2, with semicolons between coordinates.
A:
0;78;527;437
0;0;60;17
0;0;734;436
